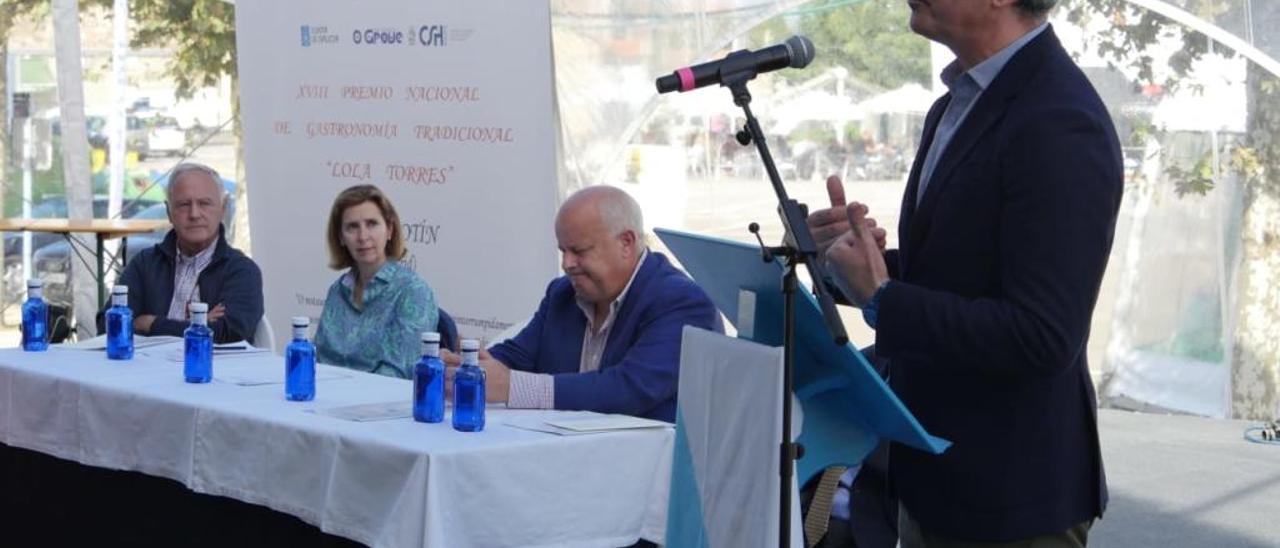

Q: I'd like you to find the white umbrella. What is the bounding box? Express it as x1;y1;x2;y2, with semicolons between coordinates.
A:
768;91;864;134
858;83;937;114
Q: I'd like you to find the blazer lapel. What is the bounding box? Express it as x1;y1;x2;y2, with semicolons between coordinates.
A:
898;95;949;273
600;252;659;369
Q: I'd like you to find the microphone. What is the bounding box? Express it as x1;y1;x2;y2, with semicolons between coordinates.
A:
656;35;815;94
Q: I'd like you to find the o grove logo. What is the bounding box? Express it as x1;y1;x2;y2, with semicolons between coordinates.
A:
352;27;405;45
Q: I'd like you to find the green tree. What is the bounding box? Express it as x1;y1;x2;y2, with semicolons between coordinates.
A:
129;0;235;100
749;0;930;91
1066;0;1280;419
1;1;54;305
2;0;243;245
128;0;247;250
1;1;52;191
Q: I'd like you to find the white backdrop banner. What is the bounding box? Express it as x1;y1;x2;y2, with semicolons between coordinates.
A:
236;0;559;349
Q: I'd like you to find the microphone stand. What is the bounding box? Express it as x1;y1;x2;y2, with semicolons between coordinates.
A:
722;74;850;548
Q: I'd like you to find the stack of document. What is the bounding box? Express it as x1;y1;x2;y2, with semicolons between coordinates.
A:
58;334;183;351
153;343;270;363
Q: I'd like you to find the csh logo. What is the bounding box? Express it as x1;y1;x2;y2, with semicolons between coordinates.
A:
408;25;472;46
418;25;446;46
352;28;405;45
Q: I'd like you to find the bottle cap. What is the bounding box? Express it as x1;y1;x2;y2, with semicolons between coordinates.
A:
112;285;128;295
421;331;441;343
188;302;208;313
26;279;42;288
291;316;309;327
460;339;480;351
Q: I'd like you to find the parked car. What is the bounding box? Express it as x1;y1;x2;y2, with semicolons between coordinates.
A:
82;114;151;160
34;202;170;307
146;116;186;157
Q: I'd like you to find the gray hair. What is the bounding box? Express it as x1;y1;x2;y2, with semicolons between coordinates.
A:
562;185;646;245
596;187;644;239
1016;0;1058;17
166;162;228;204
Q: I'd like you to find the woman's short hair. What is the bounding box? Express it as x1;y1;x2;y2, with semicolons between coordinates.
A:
325;184;406;270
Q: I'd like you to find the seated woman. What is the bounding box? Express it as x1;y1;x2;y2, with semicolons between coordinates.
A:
315;184;438;378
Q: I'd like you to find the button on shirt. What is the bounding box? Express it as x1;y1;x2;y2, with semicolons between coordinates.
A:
915;22;1049;206
167;237;218;320
508;249;649;409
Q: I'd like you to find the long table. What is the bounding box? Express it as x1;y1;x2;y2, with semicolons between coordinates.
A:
0;345;673;547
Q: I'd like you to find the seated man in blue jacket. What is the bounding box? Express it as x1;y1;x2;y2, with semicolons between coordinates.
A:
445;185;721;422
101;162;263;344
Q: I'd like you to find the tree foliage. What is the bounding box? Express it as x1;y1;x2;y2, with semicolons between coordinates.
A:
748;0;930;91
1065;0;1278;197
130;0;236;100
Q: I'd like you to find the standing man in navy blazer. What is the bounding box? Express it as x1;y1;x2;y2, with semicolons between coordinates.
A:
444;186;721;422
809;0;1121;546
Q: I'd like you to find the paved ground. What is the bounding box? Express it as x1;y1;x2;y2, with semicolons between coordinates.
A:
1092;408;1280;548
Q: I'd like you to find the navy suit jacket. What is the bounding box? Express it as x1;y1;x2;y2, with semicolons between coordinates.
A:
874;27;1119;541
98;225;263;344
489;251;722;422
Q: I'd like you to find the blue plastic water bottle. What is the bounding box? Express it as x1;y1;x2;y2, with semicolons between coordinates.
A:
21;279;48;352
105;285;133;360
183;302;213;383
413;331;445;423
452;338;486;432
285;316;316;401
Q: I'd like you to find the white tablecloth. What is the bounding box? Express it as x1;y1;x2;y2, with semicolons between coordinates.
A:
0;346;673;548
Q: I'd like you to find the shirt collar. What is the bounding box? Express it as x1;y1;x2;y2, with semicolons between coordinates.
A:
576;248;648;329
341;260;399;289
177;236;218;264
941;21;1049;92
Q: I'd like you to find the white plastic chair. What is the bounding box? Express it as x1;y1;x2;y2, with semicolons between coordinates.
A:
252;315;276;353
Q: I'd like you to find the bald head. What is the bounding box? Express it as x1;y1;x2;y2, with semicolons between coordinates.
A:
556;185;645;241
555;186;646;308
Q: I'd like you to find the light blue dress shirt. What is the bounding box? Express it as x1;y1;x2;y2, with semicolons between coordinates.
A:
915;22;1049;205
858;23;1050;327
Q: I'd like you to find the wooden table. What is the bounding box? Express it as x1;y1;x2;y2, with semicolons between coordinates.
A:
0;218;170;306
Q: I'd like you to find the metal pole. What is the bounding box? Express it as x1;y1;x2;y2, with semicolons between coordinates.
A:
22;117;32;281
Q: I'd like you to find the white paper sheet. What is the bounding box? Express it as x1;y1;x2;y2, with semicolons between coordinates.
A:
308;401;412;422
152;344;270;363
217;368;351;387
544;414;672;432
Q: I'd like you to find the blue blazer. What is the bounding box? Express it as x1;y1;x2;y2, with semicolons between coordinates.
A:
489;252;722;422
875;27;1118;541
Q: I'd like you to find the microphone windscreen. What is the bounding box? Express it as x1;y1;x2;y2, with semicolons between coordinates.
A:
786;35;815;68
